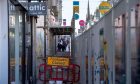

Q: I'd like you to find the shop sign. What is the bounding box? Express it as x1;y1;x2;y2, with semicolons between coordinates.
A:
99;1;112;15
47;57;70;66
21;2;47;15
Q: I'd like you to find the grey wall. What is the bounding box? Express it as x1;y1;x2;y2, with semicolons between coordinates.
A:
0;0;8;84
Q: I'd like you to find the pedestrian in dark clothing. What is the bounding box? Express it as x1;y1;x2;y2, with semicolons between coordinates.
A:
57;40;63;51
57;42;61;51
61;39;67;52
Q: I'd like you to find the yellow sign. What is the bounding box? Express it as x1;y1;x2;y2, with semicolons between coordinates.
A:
47;57;69;66
73;6;79;13
99;1;112;14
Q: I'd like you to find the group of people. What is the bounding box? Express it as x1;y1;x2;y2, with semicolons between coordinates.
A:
57;38;69;52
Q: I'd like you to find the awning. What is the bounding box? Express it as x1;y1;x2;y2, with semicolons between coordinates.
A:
49;26;74;35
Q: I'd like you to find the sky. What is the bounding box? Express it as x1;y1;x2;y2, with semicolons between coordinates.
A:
62;0;106;33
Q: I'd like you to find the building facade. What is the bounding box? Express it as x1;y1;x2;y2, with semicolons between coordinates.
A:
0;0;40;84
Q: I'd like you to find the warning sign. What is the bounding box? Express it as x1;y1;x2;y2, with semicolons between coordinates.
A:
47;57;70;66
73;6;79;13
99;1;112;15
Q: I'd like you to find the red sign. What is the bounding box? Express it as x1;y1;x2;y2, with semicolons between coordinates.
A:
79;20;85;26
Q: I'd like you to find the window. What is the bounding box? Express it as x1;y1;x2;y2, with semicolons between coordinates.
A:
9;1;25;83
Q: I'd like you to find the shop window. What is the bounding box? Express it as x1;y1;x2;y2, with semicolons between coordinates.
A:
9;1;25;83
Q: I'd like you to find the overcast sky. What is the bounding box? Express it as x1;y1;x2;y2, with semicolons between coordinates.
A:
62;0;106;32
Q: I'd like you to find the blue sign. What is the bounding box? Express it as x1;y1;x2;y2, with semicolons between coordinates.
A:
73;1;79;6
73;13;79;20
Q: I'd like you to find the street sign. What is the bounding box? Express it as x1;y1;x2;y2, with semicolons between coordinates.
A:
78;29;82;33
80;26;84;29
99;1;112;15
47;57;70;66
73;13;79;20
79;20;85;26
73;1;79;6
73;1;79;20
73;6;79;13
